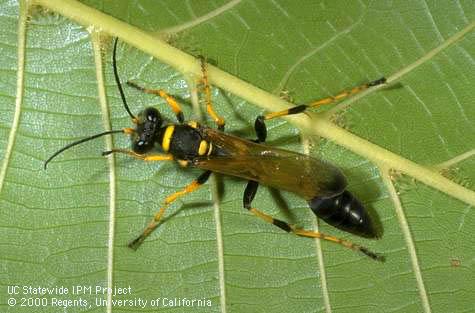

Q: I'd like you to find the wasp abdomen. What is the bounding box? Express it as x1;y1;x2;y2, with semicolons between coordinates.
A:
308;190;377;238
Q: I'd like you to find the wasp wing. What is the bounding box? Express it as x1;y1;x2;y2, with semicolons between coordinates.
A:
194;127;347;200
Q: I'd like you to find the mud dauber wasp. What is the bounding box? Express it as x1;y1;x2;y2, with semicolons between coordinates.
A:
45;38;386;261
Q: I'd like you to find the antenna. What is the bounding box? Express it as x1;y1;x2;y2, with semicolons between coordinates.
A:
44;130;124;169
113;38;137;121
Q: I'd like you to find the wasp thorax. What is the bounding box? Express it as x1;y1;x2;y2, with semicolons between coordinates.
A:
132;107;162;154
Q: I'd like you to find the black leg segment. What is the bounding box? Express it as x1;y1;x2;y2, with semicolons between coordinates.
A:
243;180;259;209
254;116;267;143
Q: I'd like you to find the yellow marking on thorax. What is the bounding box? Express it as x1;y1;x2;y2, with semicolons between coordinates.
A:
198;140;208;156
207;142;213;156
161;125;175;152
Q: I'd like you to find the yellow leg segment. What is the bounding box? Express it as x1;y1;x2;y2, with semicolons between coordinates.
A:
128;171;212;250
102;148;174;161
200;57;225;130
123;127;135;135
127;81;184;123
263;77;386;121
249;208;383;261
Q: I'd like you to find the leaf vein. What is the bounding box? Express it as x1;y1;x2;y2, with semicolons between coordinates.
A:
91;32;117;313
434;149;475;173
275;19;362;94
303;137;332;313
0;0;27;196
379;165;432;313
160;0;242;36
327;20;475;115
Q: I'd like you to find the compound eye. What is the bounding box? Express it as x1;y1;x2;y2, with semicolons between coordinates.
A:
144;107;160;122
133;140;151;154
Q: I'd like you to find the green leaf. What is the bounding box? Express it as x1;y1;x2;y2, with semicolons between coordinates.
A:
1;1;474;313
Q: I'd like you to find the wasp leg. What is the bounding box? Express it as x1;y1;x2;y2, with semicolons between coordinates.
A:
254;116;267;143
102;149;174;161
129;170;212;250
243;180;383;261
262;77;386;121
199;56;225;130
126;81;185;123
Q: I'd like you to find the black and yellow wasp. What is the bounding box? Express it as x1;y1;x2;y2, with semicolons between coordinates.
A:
45;38;386;261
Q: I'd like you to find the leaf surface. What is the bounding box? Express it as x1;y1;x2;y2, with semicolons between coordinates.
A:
1;1;474;313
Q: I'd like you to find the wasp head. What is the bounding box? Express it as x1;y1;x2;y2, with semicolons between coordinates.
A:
131;107;162;154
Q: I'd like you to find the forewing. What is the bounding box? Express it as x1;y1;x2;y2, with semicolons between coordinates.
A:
195;128;346;199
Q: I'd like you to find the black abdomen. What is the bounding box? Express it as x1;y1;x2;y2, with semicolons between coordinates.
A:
308;190;377;238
